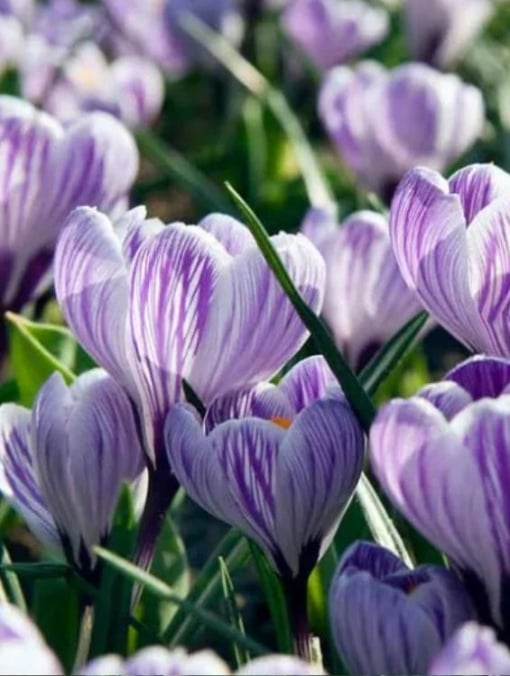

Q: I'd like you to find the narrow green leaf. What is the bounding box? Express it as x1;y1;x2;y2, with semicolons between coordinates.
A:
6;313;76;405
225;184;376;431
249;542;293;655
182;15;334;209
164;528;249;646
0;543;26;610
356;474;414;567
359;312;429;396
135;128;232;214
219;556;249;668
0;561;70;579
95;545;269;657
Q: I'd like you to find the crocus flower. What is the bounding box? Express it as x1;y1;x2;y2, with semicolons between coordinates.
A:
329;541;475;676
389;163;510;356
370;383;510;629
55;209;325;464
282;0;388;71
0;95;138;330
0;370;146;579
301;208;422;369
31;41;164;128
0;13;23;74
404;0;494;69
32;0;103;49
319;61;484;199
429;622;510;675
0;603;62;675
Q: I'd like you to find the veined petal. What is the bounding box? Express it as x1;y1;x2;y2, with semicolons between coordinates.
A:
54;207;134;396
190;233;325;403
198;213;255;256
467;197;510;356
275;397;364;576
236;655;324;675
124;647;230;676
445;355;510;400
279;355;336;413
116;208;165;264
129;225;227;457
111;56;164;128
448;165;510;225
0;404;59;551
417;381;472;420
389;167;480;348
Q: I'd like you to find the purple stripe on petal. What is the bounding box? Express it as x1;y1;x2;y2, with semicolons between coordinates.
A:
449;164;510;225
417;381;472;420
445;355;510;400
279;355;336;413
198;213;254;256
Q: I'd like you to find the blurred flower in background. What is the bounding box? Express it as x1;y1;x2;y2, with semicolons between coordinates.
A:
319;61;485;199
301;207;422;370
404;0;495;69
282;0;388;71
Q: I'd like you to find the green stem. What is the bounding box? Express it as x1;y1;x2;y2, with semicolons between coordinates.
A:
73;604;94;672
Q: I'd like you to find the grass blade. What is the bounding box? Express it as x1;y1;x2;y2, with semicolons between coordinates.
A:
182;14;334;209
0;544;26;610
226;183;376;431
95;546;268;656
219;556;249;667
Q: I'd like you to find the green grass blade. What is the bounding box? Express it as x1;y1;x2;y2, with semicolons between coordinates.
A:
0;544;26;610
219;556;249;667
182;14;334;209
226;183;376;431
95;546;268;656
135;128;232;214
359;312;429;396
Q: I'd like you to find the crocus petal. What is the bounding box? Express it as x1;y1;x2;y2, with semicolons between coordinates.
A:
75;655;124;676
445;355;510;400
389;167;481;348
124;647;231;676
429;622;510;676
236;655;325;675
467;196;510;355
0;404;59;551
54;207;134;396
275;397;364;575
417;382;472;420
449;164;510;225
189;232;325;403
0;603;63;676
110;56;164;128
278;355;336;413
198;213;255;256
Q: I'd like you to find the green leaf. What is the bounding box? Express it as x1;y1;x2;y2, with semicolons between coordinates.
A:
95;545;269;656
0;561;70;579
359;312;429;396
0;379;19;404
164;527;249;646
135;128;233;214
89;486;138;658
225;184;376;432
219;556;249;668
0;543;26;610
6;313;77;405
182;15;334;209
249;541;293;655
135;514;190;645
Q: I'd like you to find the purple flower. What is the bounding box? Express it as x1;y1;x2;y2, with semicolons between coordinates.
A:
329;541;475;676
0;13;24;73
166;391;364;580
0;95;138;322
0;371;146;578
32;0;104;49
301;208;422;369
370;385;510;628
55;209;325;464
283;0;388;71
0;603;63;675
389;163;510;356
404;0;494;68
33;41;164;128
319;61;484;199
429;622;510;675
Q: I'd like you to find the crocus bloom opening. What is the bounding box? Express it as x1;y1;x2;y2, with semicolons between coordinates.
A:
329;541;475;676
0;95;138;328
404;0;494;68
301;207;423;369
370;386;510;630
429;622;510;675
0;370;146;579
389;163;510;356
319;61;484;199
282;0;388;71
55;208;325;464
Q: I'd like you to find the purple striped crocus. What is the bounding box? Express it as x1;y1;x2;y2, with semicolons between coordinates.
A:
404;0;494;68
301;208;422;369
389;163;510;356
0;371;146;580
370;376;510;630
429;622;510;675
329;541;475;676
25;41;164;128
166;374;364;657
319;61;484;200
282;0;388;71
0;95;138;343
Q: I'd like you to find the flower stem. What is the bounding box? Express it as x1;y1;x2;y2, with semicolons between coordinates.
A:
73;604;94;672
282;575;312;662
